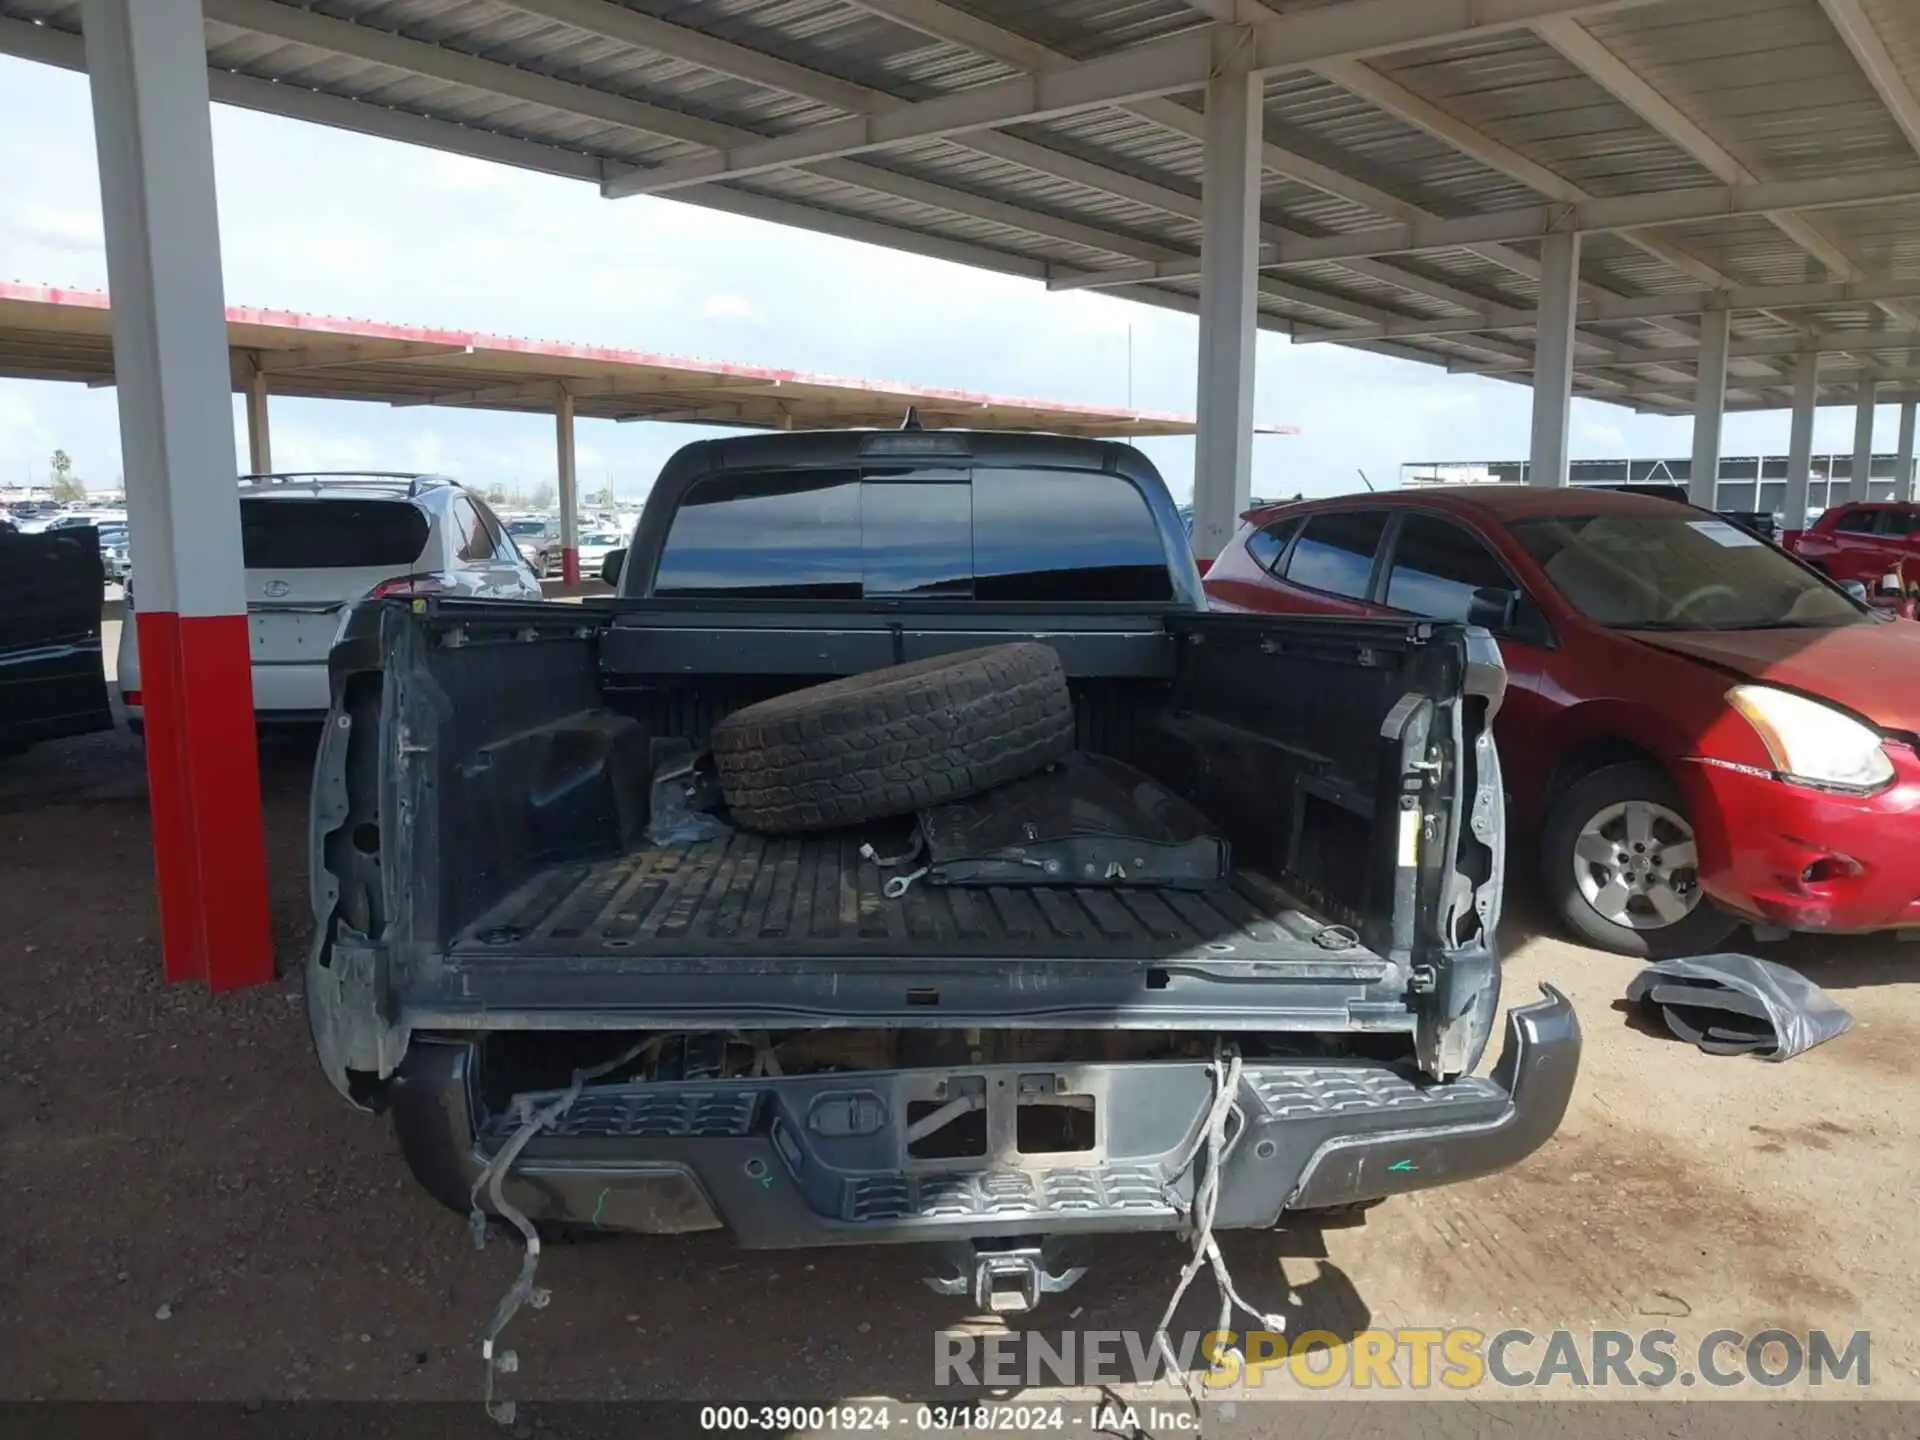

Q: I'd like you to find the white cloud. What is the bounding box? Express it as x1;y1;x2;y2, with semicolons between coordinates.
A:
270;423;380;474
420;151;520;192
0;203;103;257
1574;416;1629;453
698;293;757;321
0;389;56;479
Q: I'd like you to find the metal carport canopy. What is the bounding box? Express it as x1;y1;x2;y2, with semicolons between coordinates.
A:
6;0;1920;423
0;282;1199;436
17;0;1920;991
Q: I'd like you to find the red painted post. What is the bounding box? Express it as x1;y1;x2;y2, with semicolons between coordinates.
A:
84;0;274;989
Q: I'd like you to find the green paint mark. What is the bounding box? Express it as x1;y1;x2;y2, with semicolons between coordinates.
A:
1387;1159;1418;1173
590;1186;612;1228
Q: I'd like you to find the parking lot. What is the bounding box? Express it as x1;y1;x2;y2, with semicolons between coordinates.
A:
3;706;1915;1410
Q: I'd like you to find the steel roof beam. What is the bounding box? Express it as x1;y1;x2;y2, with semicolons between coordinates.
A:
846;0;1061;73
852;0;1571;290
500;0;877;115
1816;0;1920;160
201;0;744;148
1050;166;1920;282
3;13;1082;296
0;15;575;182
205;0;1516;339
485;2;1532;338
1612;364;1920;402
253;341;471;373
1533;16;1920;328
606;0;1677;196
197;2;1202;271
1448;327;1920;375
841;2;1671;345
1312;54;1738;290
1293;277;1920;341
3;4;1685;372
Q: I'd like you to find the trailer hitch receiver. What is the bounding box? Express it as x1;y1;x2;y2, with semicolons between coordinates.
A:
925;1240;1087;1314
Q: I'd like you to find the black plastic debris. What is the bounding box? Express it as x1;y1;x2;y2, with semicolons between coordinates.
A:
646;741;731;847
920;752;1229;891
1624;953;1853;1061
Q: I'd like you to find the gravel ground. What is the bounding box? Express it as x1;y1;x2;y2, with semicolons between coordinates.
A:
1;718;1914;1425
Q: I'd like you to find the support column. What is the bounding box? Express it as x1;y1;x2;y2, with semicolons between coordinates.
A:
244;363;271;474
1850;382;1877;503
556;387;579;588
1528;230;1582;487
1783;353;1819;536
1689;308;1730;509
1191;61;1261;561
1896;398;1917;502
83;0;270;991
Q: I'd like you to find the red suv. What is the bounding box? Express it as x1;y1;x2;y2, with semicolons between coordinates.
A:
1206;487;1920;957
1790;501;1920;596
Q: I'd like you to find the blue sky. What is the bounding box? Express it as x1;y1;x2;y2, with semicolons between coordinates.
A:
0;52;1902;505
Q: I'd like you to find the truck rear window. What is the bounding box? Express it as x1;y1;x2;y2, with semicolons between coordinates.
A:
653;472;863;599
653;467;1171;601
972;469;1170;601
239;498;431;570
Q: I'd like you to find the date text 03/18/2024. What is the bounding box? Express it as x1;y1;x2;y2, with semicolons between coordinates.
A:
697;1404;1185;1432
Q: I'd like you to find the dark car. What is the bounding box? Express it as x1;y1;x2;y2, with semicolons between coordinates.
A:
0;527;113;754
1206;486;1920;956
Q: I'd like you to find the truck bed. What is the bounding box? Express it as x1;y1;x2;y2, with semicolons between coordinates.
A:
453;831;1385;969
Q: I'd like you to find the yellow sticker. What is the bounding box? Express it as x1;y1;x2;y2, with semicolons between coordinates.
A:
1397;808;1419;868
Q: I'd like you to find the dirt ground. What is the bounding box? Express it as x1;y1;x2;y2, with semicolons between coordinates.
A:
1;709;1914;1423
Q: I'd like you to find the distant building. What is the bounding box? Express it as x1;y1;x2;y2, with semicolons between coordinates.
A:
1400;455;1919;517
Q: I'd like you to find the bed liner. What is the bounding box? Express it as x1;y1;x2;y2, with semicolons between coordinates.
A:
453;830;1383;968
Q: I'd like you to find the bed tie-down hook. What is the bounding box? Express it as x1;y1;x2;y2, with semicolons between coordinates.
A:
860;821;927;898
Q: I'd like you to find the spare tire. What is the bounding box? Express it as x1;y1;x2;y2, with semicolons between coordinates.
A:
711;643;1076;833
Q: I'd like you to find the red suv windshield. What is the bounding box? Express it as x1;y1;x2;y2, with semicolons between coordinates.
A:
1510;513;1862;632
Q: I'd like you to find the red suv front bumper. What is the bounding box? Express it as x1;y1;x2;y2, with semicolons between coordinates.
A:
1678;748;1920;933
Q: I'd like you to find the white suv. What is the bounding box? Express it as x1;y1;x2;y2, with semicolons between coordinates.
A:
120;473;544;729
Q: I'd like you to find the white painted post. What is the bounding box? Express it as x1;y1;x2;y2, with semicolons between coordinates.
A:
1783;353;1820;535
1529;230;1582;487
1690;308;1730;509
1191;57;1261;562
244;363;271;474
1851;382;1877;502
82;0;271;990
556;387;579;588
1897;398;1917;502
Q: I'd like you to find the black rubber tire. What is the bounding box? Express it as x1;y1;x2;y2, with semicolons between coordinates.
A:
711;643;1076;833
1539;760;1737;958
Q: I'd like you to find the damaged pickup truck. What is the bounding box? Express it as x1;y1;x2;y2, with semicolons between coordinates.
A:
307;430;1578;1331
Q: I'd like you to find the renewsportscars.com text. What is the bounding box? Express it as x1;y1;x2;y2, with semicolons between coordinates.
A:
935;1327;1871;1391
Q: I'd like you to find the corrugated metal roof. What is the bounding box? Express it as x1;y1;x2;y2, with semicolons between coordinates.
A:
4;0;1920;413
1371;28;1724;199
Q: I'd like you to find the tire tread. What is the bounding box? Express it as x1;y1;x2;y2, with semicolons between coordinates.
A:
711;643;1076;832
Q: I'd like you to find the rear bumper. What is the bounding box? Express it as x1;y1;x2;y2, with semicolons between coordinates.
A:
120;662;330;725
117;612;332;720
387;987;1578;1247
1679;754;1920;933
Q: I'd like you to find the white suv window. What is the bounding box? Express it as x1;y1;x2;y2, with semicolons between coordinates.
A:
239;497;430;569
451;496;523;564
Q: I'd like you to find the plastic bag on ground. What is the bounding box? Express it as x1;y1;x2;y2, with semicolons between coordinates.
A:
1624;952;1853;1062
